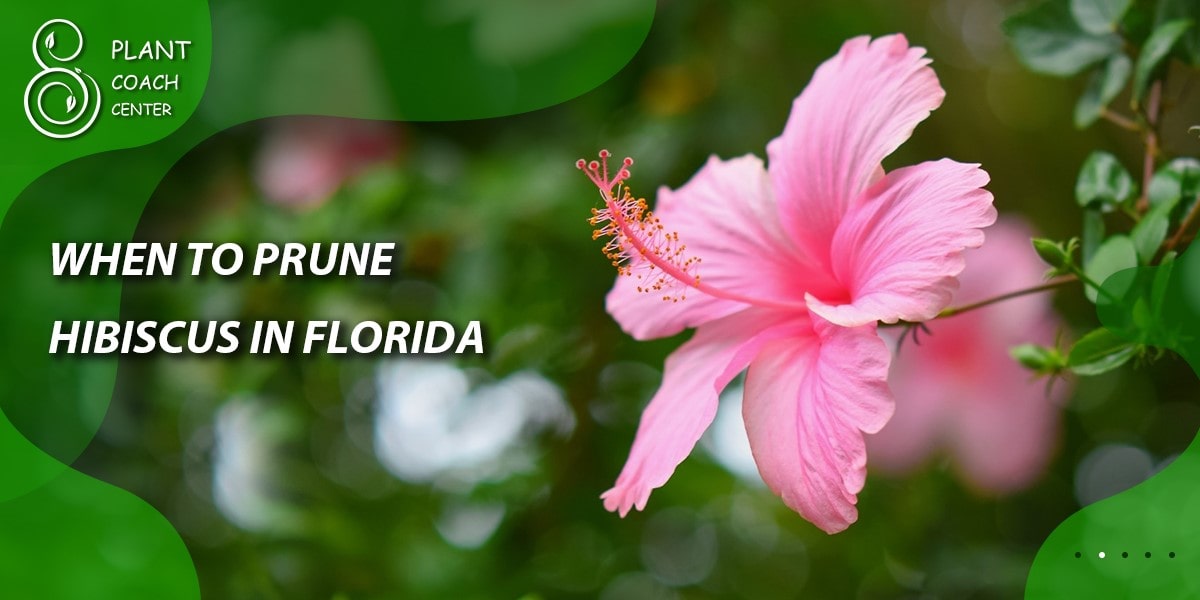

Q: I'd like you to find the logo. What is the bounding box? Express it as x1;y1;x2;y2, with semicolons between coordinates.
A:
24;19;102;139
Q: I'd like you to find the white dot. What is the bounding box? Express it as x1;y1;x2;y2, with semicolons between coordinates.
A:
1099;552;1106;558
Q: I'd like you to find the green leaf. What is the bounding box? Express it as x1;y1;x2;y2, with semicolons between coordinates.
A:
1155;0;1200;64
1147;157;1200;221
1132;19;1193;99
1074;53;1132;128
1072;0;1133;34
1011;343;1067;373
1131;202;1171;263
1084;234;1138;302
1067;327;1138;375
1075;151;1136;211
1082;209;1106;265
1005;0;1123;76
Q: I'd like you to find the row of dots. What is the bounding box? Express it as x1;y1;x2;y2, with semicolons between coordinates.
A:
1075;552;1177;558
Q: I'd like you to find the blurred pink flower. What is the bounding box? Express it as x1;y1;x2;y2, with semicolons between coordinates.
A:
254;117;398;210
867;218;1066;494
582;35;996;533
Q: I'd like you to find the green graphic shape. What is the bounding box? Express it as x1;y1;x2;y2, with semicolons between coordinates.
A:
0;470;199;599
0;0;653;598
1027;247;1200;598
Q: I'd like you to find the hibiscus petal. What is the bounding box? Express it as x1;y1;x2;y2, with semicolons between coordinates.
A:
862;332;948;476
767;34;946;261
602;308;804;516
950;354;1062;494
868;219;1065;493
606;155;824;340
807;159;997;327
742;318;893;534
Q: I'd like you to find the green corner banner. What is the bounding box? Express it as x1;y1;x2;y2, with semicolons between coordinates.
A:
0;1;652;597
1026;247;1200;599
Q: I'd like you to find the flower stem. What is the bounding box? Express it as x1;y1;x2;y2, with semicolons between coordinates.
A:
936;276;1078;318
1072;268;1120;304
1101;109;1141;132
879;276;1077;327
1164;192;1200;254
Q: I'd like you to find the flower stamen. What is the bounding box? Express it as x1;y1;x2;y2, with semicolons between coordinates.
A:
578;150;804;310
580;151;698;302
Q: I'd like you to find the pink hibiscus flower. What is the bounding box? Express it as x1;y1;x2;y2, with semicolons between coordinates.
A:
867;218;1066;494
579;34;996;533
255;117;398;210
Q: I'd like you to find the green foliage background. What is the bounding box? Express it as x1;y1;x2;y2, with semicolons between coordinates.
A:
39;0;1200;598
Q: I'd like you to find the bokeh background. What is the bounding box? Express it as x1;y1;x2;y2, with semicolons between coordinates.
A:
72;0;1200;598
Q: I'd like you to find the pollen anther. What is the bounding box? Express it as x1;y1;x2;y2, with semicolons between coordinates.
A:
578;150;701;303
